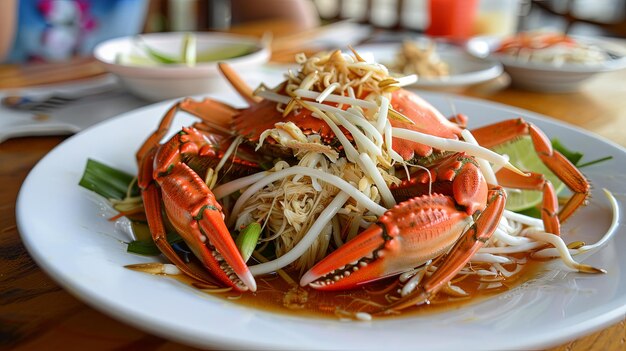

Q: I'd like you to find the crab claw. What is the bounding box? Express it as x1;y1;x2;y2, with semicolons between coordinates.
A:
158;161;257;292
300;194;472;290
190;198;257;292
139;127;257;292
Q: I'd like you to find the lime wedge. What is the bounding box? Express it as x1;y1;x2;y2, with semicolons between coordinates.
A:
135;38;179;64
115;52;159;66
181;32;197;66
491;136;565;212
196;44;254;62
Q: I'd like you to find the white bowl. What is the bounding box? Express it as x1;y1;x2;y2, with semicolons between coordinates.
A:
94;32;270;101
467;35;626;92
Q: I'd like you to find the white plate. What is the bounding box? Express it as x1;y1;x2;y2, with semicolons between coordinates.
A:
466;35;626;92
355;42;503;88
17;90;626;350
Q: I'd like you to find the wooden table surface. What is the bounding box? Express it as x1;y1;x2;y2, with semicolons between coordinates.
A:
2;23;626;350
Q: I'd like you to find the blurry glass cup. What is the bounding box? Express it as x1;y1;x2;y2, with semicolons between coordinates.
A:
426;0;479;41
473;0;520;37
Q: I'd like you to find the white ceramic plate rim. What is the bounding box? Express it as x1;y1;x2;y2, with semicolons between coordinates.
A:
354;43;503;87
467;35;626;73
17;91;626;350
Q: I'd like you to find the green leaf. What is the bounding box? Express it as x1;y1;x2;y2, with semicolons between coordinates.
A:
78;159;137;200
577;155;613;168
127;240;162;255
127;230;184;256
552;138;612;169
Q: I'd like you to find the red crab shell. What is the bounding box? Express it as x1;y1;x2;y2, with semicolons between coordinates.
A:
232;87;463;161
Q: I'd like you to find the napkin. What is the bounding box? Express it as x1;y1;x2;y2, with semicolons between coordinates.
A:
0;75;149;143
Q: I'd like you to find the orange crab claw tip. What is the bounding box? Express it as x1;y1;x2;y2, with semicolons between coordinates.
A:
238;270;257;292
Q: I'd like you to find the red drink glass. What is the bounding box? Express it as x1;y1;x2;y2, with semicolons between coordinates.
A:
426;0;478;40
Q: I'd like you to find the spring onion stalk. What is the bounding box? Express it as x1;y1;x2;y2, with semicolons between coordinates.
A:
250;191;350;275
78;159;137;200
235;222;262;262
227;166;387;227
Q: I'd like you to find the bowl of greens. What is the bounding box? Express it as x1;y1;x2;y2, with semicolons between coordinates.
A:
94;32;270;101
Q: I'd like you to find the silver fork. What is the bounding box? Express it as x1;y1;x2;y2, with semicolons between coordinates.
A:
1;82;121;113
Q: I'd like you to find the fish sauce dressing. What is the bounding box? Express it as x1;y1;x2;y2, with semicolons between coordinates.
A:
166;257;543;320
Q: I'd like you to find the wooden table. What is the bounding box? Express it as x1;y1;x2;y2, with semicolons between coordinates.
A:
2;27;626;351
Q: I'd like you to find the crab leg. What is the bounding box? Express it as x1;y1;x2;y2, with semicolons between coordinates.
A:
218;63;262;105
496;169;560;235
136;98;239;164
471;118;589;222
382;186;506;312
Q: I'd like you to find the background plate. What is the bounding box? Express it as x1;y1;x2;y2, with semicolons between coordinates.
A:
17;89;626;350
355;42;503;88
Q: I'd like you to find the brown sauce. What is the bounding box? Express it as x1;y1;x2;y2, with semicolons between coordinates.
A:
169;258;545;320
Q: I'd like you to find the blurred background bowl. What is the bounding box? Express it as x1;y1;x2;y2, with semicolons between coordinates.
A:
94;32;269;101
467;35;626;92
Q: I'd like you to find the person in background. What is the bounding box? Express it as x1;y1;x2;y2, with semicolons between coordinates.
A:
230;0;320;31
0;0;148;63
0;1;18;62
